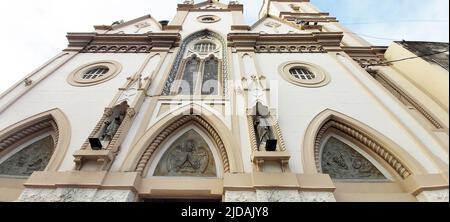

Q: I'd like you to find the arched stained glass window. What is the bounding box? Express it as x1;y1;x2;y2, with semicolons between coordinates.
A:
201;59;219;95
178;59;200;95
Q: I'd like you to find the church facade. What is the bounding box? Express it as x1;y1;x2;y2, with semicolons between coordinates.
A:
0;0;448;202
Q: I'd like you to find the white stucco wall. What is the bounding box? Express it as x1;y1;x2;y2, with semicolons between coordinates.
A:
252;53;443;174
180;11;233;38
0;53;148;171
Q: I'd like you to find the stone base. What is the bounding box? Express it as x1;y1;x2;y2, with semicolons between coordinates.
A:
18;188;137;202
416;189;449;202
224;190;336;202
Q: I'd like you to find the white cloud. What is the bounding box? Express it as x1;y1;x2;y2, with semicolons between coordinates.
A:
0;0;448;94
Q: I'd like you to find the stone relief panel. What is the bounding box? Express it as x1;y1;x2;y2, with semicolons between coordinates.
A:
0;136;54;177
154;130;217;177
321;137;386;180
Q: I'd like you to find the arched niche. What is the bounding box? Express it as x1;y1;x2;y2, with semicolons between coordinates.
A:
120;103;243;174
302;109;426;179
144;125;223;178
0;109;71;175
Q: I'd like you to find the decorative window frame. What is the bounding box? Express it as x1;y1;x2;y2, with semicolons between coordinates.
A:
163;30;226;96
278;61;330;88
197;15;221;23
190;39;221;55
67;60;122;87
161;29;229;96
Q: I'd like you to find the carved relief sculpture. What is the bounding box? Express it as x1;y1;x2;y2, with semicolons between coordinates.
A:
154;130;217;177
321;137;386;180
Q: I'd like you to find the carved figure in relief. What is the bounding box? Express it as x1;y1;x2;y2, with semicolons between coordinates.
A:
167;140;209;174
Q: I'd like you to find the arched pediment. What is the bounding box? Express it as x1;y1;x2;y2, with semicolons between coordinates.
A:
149;127;220;178
0;109;71;173
320;135;389;180
121;103;243;175
303;109;426;180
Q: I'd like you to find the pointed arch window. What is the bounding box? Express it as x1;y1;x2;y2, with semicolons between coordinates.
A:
162;30;227;96
173;54;221;96
320;136;388;181
179;58;200;95
201;57;219;95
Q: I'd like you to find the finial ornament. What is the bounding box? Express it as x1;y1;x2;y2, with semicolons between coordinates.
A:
183;0;194;4
229;0;239;4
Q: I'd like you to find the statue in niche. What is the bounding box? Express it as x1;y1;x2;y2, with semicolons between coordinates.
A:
101;116;122;141
154;130;216;177
252;102;277;151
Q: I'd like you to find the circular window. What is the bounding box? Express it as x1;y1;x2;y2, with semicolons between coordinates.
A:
278;61;330;88
193;42;217;53
197;15;221;23
67;60;122;87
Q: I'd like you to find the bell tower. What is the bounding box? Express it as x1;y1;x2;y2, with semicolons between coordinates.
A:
259;0;371;47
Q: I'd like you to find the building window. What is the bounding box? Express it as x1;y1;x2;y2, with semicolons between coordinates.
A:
193;42;217;53
202;58;219;95
197;15;221;23
82;67;109;80
67;61;122;87
278;61;330;87
289;67;316;80
179;58;200;95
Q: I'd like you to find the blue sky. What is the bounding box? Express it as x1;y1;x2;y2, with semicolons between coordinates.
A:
0;0;448;93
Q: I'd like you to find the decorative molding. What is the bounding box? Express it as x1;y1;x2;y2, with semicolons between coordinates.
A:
228;32;343;52
255;44;326;53
135;115;230;175
247;116;259;152
369;70;444;129
270;118;287;152
82;45;152;53
343;46;388;68
314;120;412;179
0;120;55;153
0;109;71;172
66;33;180;52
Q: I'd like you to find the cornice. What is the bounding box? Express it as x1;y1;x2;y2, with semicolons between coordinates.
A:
66;32;181;53
228;32;344;52
342;46;388;67
284;15;338;23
